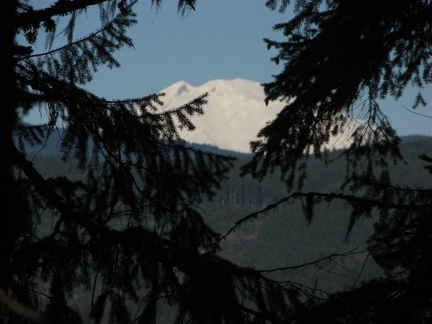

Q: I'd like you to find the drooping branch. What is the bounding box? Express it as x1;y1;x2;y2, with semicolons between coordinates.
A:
16;0;110;28
255;248;366;273
220;190;432;241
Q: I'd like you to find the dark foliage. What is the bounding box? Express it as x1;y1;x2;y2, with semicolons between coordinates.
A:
2;1;330;323
243;0;432;190
3;0;432;323
238;0;432;323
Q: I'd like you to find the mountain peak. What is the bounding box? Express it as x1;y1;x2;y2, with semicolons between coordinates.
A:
158;79;355;153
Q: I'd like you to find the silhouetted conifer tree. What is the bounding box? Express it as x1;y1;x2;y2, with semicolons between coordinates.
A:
2;1;326;323
3;1;431;323
239;0;432;322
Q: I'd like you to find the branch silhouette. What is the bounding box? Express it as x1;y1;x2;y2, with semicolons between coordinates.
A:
219;191;431;241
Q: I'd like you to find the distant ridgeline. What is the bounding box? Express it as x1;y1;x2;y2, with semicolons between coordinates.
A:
19;127;431;157
20;130;432;210
18;130;432;293
18;127;250;158
19;129;432;212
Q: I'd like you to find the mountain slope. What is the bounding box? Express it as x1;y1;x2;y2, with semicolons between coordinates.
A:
159;78;357;153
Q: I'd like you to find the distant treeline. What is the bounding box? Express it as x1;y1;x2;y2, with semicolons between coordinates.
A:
25;136;432;294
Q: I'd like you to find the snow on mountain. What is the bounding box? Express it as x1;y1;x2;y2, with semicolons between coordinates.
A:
156;78;355;153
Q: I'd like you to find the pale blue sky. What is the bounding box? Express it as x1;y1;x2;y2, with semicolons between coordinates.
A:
85;0;287;96
25;0;431;137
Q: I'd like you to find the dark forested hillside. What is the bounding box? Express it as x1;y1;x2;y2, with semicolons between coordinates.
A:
28;136;432;295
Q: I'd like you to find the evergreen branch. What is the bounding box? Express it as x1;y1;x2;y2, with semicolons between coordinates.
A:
353;252;372;286
401;104;432;119
17;11;135;64
16;0;115;28
18;9;135;84
9;139;249;279
255;248;363;273
220;190;432;241
235;303;272;322
10;140;103;236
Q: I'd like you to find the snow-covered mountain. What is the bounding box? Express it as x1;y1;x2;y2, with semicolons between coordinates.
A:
157;78;355;153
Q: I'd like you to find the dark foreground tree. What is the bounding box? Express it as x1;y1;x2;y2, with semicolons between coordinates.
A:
239;0;432;322
3;0;431;323
2;1;332;323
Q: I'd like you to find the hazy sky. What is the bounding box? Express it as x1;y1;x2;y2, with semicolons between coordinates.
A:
25;0;431;136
